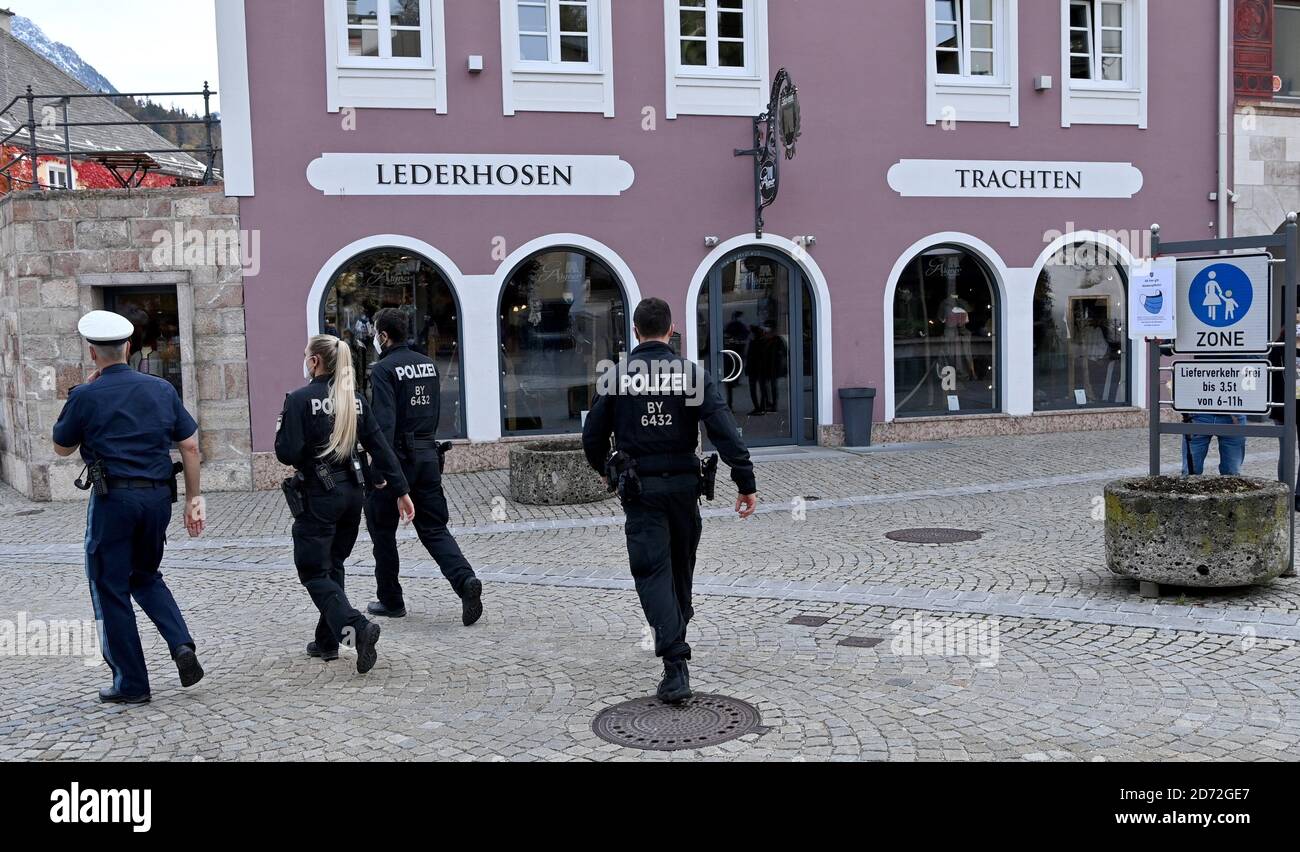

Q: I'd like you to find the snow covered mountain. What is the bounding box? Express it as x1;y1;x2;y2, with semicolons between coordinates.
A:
10;14;118;94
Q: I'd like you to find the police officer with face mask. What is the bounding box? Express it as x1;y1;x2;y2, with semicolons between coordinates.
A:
583;298;758;704
53;311;208;704
363;308;483;625
276;334;414;674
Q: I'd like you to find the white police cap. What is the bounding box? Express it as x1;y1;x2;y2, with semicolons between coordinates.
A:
77;310;134;344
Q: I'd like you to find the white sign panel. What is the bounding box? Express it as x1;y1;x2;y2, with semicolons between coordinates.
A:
1127;258;1176;339
886;159;1144;198
1172;360;1270;415
306;153;636;197
1173;253;1272;354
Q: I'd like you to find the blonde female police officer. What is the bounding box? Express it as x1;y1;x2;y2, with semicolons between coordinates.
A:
53;310;207;704
276;335;414;673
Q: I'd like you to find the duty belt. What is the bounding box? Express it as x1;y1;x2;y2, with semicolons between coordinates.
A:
397;433;439;452
629;452;701;476
105;477;168;490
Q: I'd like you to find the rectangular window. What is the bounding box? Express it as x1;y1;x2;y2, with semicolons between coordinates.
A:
46;165;71;189
515;0;595;68
1069;0;1127;83
103;287;185;398
934;0;999;79
1277;2;1300;98
339;0;433;67
677;0;750;73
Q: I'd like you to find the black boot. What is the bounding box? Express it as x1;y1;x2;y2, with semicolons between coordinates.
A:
460;577;483;627
355;622;382;674
657;659;692;704
98;687;150;705
306;641;339;662
367;601;407;618
174;646;204;688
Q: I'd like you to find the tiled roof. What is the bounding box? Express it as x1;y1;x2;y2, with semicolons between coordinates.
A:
0;27;209;180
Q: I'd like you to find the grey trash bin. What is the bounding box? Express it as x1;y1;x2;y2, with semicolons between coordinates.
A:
838;388;876;448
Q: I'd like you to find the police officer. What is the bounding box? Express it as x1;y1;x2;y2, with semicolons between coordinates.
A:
52;311;207;704
583;298;758;704
276;334;414;674
363;309;483;625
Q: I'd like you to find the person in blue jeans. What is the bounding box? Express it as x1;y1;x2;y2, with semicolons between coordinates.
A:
1182;413;1247;475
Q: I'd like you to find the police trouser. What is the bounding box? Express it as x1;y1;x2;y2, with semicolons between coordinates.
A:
364;455;475;608
622;473;702;662
293;479;368;652
84;485;194;696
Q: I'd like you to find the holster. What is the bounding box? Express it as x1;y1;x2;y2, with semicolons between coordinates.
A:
699;454;719;501
282;473;306;518
606;451;642;505
169;461;183;504
437;441;453;473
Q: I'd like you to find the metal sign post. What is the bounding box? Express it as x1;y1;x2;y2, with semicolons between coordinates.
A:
1148;213;1298;574
734;68;801;239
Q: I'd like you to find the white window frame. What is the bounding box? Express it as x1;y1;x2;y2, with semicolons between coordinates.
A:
500;0;615;116
335;0;435;70
324;0;447;113
43;163;73;190
1067;0;1130;88
1061;0;1147;128
926;0;1019;126
664;0;769;119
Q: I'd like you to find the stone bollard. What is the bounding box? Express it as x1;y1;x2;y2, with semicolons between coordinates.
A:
508;439;613;506
1104;476;1290;595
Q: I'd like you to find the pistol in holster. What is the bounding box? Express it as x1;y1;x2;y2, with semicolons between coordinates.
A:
282;472;306;519
606;450;642;504
699;453;719;501
169;461;184;504
437;441;453;473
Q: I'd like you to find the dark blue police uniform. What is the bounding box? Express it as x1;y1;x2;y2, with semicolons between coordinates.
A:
52;363;198;698
364;343;480;621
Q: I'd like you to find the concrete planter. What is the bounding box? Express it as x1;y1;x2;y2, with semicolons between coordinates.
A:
1104;476;1290;594
508;439;613;506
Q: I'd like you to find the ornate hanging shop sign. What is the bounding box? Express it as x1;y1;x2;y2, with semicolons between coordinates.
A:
735;68;801;238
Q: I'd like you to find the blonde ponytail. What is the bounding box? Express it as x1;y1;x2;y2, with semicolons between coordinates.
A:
308;334;359;463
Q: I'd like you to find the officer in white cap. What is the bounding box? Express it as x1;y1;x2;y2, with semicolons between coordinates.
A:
52;310;208;704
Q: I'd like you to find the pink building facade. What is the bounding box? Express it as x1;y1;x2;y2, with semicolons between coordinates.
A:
213;0;1224;473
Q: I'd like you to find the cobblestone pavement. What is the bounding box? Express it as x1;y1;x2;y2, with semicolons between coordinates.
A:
3;429;1300;761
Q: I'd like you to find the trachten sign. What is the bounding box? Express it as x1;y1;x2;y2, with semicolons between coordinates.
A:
886;159;1144;198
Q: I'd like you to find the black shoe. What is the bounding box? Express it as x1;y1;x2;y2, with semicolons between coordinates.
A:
306;641;339;662
656;659;692;705
98;687;150;705
461;577;483;627
174;646;204;688
367;601;407;618
355;622;381;674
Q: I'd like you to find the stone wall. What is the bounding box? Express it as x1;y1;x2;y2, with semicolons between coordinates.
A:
1233;105;1300;237
0;185;251;500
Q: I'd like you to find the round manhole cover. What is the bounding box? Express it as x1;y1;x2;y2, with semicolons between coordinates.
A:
592;694;762;751
885;527;983;544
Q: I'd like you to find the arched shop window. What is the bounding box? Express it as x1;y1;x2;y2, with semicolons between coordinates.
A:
893;245;1000;417
499;248;628;434
322;249;465;438
1032;243;1130;411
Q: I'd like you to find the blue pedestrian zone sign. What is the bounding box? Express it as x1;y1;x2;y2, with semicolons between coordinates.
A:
1173;253;1272;354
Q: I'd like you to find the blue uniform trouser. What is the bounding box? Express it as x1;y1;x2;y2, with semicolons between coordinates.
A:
1182;414;1247;475
622;473;703;662
84;485;193;697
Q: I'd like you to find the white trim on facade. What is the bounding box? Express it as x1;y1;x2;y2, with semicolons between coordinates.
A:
213;0;255;196
882;232;1014;421
664;0;769;119
684;233;834;430
1029;229;1145;411
926;0;1020;126
500;0;615;116
882;230;1145;422
1060;0;1148;128
323;0;448;113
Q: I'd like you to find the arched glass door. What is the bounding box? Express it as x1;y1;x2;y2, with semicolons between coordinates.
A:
697;249;817;447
